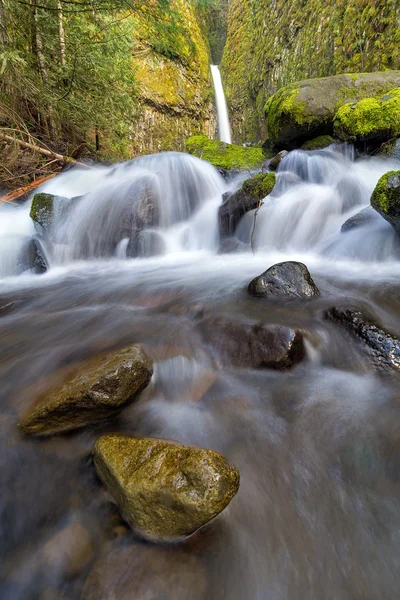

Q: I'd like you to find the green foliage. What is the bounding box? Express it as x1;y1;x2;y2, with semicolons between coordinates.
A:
334;88;400;141
371;170;400;214
186;135;264;170
241;172;276;199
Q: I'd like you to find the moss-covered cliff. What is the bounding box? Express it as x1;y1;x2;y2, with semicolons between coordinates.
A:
131;0;216;155
221;0;400;143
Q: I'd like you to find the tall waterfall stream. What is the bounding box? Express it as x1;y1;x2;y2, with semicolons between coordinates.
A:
1;144;400;599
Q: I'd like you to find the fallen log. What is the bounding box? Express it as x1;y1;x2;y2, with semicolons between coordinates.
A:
0;132;88;167
0;173;59;204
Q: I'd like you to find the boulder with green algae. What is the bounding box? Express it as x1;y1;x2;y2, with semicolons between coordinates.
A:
264;71;400;149
19;346;153;436
186;135;264;170
93;434;240;540
218;172;276;236
30;193;56;232
334;88;400;143
370;170;400;235
300;135;336;150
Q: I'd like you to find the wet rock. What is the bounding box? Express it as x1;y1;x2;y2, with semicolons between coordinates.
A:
371;170;400;236
217;237;250;254
41;519;94;578
82;543;207;600
218;172;276;236
341;206;377;232
93;434;240;540
325;306;400;372
198;314;305;369
28;237;48;273
30;192;71;235
269;150;289;170
300;135;336;150
19;345;153;436
248;261;320;299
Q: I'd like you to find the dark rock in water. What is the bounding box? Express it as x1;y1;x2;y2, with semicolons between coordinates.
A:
198;314;305;370
19;345;153;436
325;306;400;372
269;150;289;170
128;229;166;258
218;172;276;237
30;192;71;235
248;261;320;299
341;207;377;232
93;435;240;540
371;170;400;236
28;237;48;274
82;543;207;600
217;238;250;254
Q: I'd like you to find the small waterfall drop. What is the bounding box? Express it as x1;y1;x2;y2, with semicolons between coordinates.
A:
210;65;232;144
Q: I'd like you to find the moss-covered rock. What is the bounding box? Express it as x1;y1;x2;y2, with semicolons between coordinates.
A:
264;72;400;149
30;193;55;232
186;135;264;170
93;434;240;540
19;346;153;436
300;135;336;150
221;0;400;143
370;170;400;235
334;88;400;143
218;171;276;236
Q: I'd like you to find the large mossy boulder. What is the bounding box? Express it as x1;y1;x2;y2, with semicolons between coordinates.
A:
198;314;305;370
247;261;320;300
326;306;400;372
93;435;240;540
334;88;400;143
186;135;264;170
19;346;153;436
264;71;400;149
218;172;276;237
370;170;400;235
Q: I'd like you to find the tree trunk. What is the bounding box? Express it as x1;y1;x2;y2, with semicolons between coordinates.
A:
32;2;56;137
57;0;66;68
0;0;8;47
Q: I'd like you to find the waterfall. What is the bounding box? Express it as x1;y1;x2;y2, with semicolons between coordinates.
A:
210;65;232;144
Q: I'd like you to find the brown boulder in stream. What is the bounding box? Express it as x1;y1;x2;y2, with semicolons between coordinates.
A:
93;434;240;540
198;314;305;369
19;346;153;436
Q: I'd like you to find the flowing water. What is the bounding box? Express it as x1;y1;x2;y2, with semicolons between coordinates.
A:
211;65;232;144
2;145;400;599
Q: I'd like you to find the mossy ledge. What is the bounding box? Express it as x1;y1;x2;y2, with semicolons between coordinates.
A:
264;71;400;149
186;135;264;170
241;172;276;199
300;136;336;150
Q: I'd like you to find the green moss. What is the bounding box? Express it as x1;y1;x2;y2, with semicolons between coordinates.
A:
186;135;264;170
371;170;400;214
241;172;276;199
334;88;400;141
301;135;336;150
30;193;54;230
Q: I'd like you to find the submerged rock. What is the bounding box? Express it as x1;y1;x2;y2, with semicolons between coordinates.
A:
370;170;400;236
82;543;207;600
198;314;305;369
93;435;240;540
325;306;400;372
248;261;320;299
19;345;153;436
219;172;276;236
264;71;400;149
341;207;377;233
217;238;250;254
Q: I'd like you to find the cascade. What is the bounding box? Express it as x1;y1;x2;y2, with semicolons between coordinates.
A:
210;65;232;144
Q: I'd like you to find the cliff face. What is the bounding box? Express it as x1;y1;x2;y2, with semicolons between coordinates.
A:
131;0;216;155
221;0;400;143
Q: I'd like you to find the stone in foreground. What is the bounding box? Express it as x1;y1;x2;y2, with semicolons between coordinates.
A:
248;261;320;299
20;346;152;435
93;435;240;540
326;306;400;372
371;170;400;236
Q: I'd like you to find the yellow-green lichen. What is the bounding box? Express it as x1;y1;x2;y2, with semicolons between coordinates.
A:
186;135;264;170
241;172;276;199
301;135;336;150
371;170;400;215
